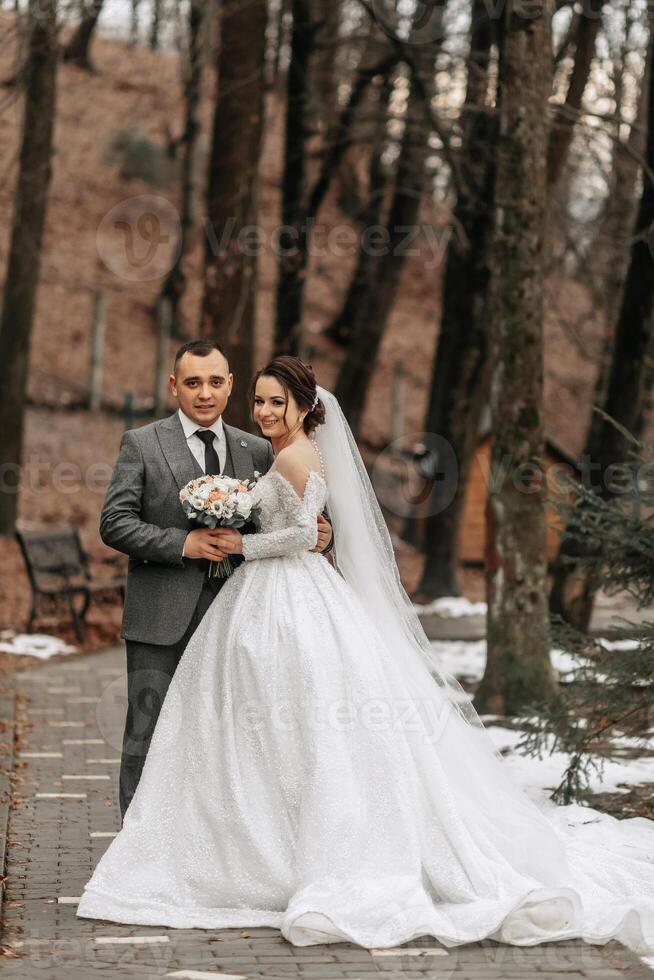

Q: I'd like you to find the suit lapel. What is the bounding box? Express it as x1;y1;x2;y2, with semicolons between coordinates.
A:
223;424;256;480
157;413;204;491
222;438;235;478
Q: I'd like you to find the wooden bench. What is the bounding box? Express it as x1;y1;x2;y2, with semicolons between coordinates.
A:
15;526;126;643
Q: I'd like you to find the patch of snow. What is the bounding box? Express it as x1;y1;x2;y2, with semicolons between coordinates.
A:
430;640;584;685
598;638;641;651
549;647;593;683
414;596;487;618
429;639;646;688
428;641;654;797
0;632;77;660
610;732;654;752
486;725;654;803
592;637;651;686
429;640;486;682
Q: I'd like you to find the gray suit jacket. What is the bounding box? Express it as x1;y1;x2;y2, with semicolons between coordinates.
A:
100;412;274;646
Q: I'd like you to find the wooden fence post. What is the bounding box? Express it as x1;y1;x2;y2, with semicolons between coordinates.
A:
89;289;106;411
154;297;172;417
123;391;134;431
390;360;405;442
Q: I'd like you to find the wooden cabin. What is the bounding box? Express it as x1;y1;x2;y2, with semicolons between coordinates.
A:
369;427;580;568
458;432;580;567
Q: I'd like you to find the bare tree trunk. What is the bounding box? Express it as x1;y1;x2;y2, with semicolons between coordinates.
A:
130;0;140;45
271;16;397;354
269;0;291;91
548;0;602;187
308;0;341;137
550;29;654;632
334;45;435;436
63;0;104;70
475;0;559;716
595;15;648;345
274;0;316;356
149;0;162;50
202;0;268;430
324;64;395;346
414;0;497;601
0;0;58;536
308;26;398;235
156;0;206;339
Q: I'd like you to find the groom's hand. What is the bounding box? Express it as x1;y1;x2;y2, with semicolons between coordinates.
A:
313;515;332;553
210;528;244;557
184;528;239;562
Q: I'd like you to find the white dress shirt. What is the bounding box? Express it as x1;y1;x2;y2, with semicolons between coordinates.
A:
179;409;227;559
178;408;227;474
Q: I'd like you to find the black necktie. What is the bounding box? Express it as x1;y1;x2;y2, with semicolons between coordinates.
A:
195;429;222;475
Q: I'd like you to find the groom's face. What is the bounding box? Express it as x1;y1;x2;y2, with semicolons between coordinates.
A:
169;350;233;427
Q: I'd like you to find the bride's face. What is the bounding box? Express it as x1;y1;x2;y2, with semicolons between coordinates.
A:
253;375;300;439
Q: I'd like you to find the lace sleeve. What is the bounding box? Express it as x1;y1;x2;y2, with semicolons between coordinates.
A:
241;481;318;561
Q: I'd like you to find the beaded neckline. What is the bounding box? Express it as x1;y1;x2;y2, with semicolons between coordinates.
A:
310;436;326;481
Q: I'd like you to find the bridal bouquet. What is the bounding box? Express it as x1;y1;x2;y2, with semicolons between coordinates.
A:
179;475;261;579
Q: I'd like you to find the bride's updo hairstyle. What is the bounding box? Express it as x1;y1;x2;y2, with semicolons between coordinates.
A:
250;356;325;435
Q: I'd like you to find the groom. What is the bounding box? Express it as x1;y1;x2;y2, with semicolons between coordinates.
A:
100;340;333;819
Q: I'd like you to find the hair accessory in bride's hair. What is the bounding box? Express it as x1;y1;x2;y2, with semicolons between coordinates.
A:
311;390;319;411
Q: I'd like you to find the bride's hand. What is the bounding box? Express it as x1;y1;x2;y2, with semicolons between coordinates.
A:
210;528;244;556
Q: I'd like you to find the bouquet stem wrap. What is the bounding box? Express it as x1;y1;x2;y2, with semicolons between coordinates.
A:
209;557;235;579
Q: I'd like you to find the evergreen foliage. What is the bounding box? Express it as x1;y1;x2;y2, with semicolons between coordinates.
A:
517;419;654;805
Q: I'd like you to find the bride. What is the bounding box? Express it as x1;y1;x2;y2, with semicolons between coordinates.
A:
77;356;654;953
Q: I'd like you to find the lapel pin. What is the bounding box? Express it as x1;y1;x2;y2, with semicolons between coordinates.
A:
241;439;248;447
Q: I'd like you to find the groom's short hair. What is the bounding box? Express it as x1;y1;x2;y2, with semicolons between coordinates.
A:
174;340;228;374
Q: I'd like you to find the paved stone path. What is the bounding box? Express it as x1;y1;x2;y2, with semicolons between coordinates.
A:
1;646;653;980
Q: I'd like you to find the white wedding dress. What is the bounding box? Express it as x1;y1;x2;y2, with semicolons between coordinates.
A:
77;401;654;954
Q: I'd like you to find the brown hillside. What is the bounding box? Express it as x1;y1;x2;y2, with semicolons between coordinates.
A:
0;14;606;640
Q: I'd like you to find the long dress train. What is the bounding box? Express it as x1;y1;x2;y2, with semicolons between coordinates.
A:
77;469;654;953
